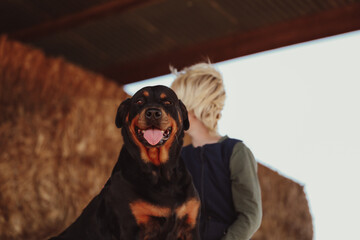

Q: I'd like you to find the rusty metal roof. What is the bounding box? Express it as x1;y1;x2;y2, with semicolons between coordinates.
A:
1;0;360;85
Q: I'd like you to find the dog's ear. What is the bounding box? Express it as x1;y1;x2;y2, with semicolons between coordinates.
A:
179;100;189;131
115;98;131;128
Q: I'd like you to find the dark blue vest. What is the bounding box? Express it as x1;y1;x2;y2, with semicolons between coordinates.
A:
181;137;241;240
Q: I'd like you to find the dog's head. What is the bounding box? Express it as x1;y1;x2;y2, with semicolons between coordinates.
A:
116;85;189;166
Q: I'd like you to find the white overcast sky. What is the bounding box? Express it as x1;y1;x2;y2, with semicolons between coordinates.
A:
124;30;360;240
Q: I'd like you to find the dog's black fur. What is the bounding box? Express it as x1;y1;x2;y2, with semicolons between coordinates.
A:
50;86;200;240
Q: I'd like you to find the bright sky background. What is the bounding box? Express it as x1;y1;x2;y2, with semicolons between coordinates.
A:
124;30;360;240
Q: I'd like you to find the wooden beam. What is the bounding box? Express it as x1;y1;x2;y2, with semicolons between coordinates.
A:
102;2;360;85
8;0;162;41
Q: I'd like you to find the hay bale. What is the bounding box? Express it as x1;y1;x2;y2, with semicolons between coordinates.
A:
253;164;313;240
0;36;313;239
0;35;127;239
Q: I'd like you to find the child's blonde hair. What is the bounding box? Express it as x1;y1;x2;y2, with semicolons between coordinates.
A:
171;62;225;136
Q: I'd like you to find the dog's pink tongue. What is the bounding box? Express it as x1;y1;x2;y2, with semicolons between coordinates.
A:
143;129;163;146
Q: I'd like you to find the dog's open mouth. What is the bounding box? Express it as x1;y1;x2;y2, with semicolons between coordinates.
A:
136;126;172;146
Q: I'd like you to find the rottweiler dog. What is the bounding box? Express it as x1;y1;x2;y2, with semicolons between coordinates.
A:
50;85;200;240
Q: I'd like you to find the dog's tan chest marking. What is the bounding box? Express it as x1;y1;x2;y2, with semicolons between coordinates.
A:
129;201;171;225
130;199;199;228
148;148;160;165
175;198;200;228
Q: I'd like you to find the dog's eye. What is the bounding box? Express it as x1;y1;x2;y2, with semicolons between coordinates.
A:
136;99;144;105
163;100;172;105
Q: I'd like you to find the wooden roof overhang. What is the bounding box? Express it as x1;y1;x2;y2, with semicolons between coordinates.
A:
2;0;360;85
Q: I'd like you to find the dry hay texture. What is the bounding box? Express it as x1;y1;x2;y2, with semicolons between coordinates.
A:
0;36;313;240
0;35;127;239
253;164;313;240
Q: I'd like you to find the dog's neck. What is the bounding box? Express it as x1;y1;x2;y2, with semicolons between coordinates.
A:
118;144;182;185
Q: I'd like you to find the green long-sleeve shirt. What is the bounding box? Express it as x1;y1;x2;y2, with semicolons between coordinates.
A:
222;137;262;240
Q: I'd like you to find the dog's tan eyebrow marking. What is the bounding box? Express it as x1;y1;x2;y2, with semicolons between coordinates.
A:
160;93;167;99
143;91;149;97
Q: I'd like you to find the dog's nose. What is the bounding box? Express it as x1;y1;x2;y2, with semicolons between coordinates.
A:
145;108;162;120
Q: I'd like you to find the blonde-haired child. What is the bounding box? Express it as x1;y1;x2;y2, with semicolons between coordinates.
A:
171;62;262;240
